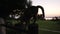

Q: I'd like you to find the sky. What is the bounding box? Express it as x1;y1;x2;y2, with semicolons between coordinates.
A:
31;0;60;17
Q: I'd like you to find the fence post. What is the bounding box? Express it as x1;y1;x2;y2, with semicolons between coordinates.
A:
0;17;6;34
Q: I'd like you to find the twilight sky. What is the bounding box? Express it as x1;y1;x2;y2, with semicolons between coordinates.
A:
31;0;60;17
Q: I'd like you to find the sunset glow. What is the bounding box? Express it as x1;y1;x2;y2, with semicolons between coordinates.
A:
31;0;60;18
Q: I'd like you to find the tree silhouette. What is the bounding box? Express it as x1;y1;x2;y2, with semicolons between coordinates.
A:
0;0;29;18
8;0;27;9
20;6;45;24
37;6;45;20
8;0;32;19
0;0;29;34
0;0;45;34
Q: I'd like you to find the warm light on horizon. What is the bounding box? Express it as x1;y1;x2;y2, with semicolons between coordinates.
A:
38;8;42;15
32;0;60;17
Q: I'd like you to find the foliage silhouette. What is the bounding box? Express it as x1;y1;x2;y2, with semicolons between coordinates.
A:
0;0;28;18
0;0;45;34
20;6;45;24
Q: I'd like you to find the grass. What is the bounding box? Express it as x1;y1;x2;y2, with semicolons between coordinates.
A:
7;19;60;34
37;20;60;34
39;30;60;34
